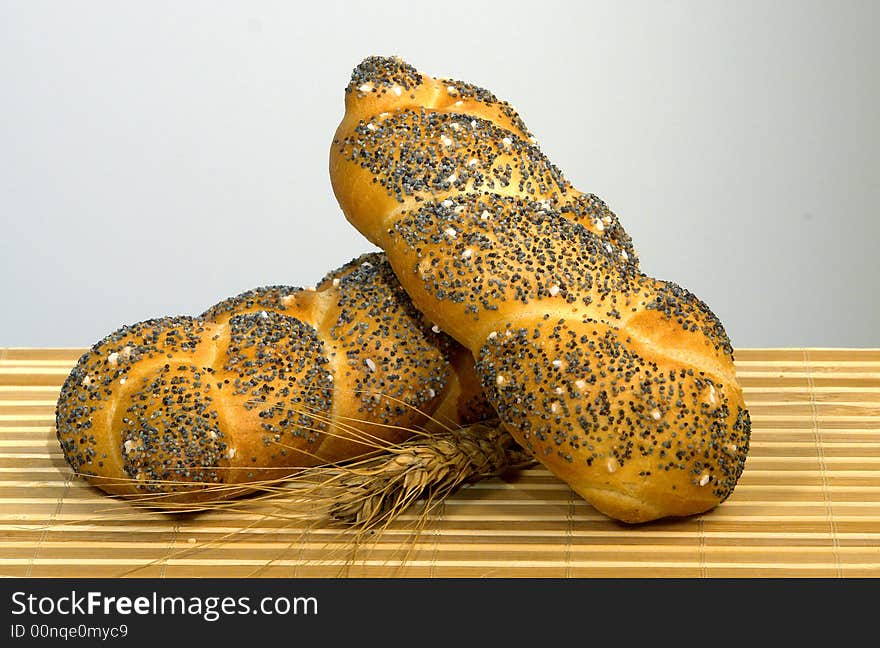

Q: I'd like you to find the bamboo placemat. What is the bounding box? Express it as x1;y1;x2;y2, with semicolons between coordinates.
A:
1;347;878;578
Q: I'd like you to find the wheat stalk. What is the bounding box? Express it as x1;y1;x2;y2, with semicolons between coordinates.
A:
63;419;533;577
50;403;534;576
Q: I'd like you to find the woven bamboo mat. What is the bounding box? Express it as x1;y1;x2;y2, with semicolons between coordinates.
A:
1;347;879;578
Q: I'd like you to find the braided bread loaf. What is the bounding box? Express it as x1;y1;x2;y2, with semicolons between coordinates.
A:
56;252;491;504
330;57;751;523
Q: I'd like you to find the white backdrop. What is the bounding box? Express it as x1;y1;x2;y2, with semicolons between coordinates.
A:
1;0;878;347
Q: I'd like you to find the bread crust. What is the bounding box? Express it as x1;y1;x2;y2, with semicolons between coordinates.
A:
56;253;489;504
330;57;750;523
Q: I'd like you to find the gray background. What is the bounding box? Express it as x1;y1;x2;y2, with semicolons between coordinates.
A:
1;0;877;348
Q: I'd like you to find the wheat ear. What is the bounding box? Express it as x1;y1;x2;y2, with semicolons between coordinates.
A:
304;420;533;530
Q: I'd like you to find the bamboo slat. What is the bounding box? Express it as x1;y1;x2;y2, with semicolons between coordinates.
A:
1;347;878;578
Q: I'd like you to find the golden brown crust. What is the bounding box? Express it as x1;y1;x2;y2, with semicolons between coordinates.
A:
56;252;491;505
478;316;748;523
330;57;750;523
330;58;637;264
